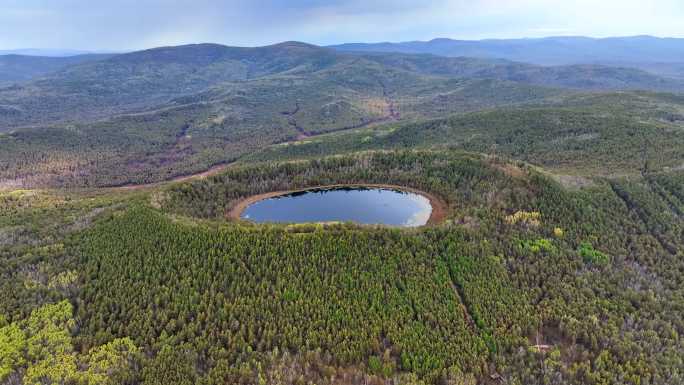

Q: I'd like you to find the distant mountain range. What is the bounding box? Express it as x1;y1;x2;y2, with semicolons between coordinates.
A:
0;49;114;57
0;54;114;84
3;36;683;86
330;35;684;71
1;41;682;130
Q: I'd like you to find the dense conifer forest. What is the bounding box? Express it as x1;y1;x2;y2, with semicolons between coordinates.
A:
2;150;683;384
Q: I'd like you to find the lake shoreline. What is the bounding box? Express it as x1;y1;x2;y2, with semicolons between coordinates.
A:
226;183;447;226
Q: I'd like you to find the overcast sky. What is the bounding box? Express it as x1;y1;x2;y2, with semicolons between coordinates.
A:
2;0;683;50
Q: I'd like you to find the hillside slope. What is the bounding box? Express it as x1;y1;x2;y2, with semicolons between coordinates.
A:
362;53;683;92
1;42;683;188
254;92;684;177
0;54;113;85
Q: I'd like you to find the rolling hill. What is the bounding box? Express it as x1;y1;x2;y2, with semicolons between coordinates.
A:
2;42;683;131
253;91;684;177
1;42;684;188
0;53;113;85
361;52;684;92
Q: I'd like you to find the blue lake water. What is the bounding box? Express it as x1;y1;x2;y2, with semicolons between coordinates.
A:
241;187;433;227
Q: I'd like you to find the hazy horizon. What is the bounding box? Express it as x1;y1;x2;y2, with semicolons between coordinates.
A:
2;34;684;56
2;0;683;51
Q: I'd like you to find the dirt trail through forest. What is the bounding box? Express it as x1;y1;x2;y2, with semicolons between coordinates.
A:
112;162;233;191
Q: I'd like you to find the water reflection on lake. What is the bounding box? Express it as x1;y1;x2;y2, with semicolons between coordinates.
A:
241;187;433;227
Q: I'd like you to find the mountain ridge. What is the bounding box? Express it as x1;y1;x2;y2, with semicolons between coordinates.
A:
1;41;682;130
329;35;684;67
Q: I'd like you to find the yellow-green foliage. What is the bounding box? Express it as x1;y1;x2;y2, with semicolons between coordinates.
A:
47;270;79;291
35;243;66;256
83;337;141;385
2;301;140;385
553;227;564;238
0;323;26;381
24;353;79;385
504;210;541;227
519;238;556;253
25;301;75;361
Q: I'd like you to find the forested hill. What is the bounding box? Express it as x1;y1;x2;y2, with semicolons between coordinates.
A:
2;41;684;190
0;42;346;128
1;41;683;130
